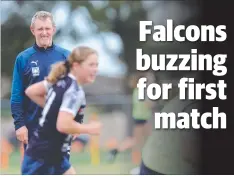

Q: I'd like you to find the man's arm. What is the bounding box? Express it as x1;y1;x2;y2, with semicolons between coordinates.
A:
10;54;25;130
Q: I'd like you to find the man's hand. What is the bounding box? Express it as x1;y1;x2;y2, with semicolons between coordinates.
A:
16;126;28;144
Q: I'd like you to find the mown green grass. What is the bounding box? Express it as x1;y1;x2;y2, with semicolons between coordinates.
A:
1;149;135;174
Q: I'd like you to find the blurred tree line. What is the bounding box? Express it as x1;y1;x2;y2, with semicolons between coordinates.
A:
2;0;201;101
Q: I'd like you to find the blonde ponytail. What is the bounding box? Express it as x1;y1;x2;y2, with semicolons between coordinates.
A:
46;61;68;84
45;46;97;84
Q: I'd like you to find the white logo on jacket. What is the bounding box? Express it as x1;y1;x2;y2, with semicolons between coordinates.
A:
31;60;38;66
31;60;40;76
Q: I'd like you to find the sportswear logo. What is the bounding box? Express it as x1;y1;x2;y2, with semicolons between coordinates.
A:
56;80;66;88
31;60;40;76
31;60;38;66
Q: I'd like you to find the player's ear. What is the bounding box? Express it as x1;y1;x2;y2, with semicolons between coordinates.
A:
53;26;56;35
30;25;35;35
73;62;80;68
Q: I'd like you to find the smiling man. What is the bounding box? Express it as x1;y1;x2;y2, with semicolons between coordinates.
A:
11;11;70;151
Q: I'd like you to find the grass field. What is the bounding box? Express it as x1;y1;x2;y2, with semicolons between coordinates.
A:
1;108;135;174
1;149;135;174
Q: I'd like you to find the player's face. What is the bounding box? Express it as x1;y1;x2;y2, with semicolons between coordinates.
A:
75;54;98;84
30;18;55;48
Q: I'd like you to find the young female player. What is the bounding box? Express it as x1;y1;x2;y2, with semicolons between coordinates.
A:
21;46;102;175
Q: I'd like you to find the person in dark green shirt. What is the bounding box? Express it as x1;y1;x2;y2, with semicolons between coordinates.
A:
140;73;201;175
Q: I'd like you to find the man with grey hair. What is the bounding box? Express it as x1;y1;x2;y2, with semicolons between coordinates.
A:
11;11;70;152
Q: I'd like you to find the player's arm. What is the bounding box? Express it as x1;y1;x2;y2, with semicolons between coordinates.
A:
56;90;101;135
25;80;52;108
57;111;101;135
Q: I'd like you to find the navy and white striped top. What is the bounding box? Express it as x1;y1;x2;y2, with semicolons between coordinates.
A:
26;73;86;163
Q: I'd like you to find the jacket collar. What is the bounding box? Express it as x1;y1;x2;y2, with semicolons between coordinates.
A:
33;42;54;51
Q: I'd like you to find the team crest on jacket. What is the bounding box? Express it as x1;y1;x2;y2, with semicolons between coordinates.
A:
31;60;40;77
32;67;40;76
